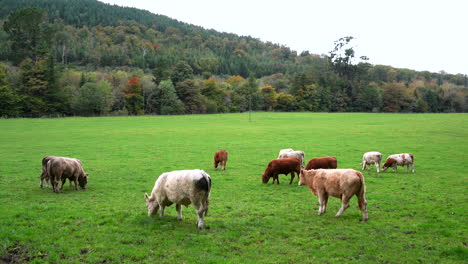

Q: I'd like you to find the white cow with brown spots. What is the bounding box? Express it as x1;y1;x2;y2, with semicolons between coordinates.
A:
382;153;415;173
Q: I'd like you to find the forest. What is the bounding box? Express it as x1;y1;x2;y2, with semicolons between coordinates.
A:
0;0;466;117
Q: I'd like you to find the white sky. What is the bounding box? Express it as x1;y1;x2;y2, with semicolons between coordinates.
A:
98;0;467;75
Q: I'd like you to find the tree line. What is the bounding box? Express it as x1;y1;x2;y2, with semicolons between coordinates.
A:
0;2;466;117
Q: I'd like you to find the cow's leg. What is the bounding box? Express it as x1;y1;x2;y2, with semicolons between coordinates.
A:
411;163;415;173
45;179;50;188
73;179;78;190
223;161;226;170
317;193;325;215
322;194;329;214
335;195;351;217
204;198;209;216
276;174;280;184
191;201;205;229
159;205;165;217
357;193;368;222
60;178;66;190
376;162;380;173
176;204;182;220
289;172;295;184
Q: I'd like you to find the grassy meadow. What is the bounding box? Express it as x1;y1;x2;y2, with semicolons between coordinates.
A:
0;112;467;263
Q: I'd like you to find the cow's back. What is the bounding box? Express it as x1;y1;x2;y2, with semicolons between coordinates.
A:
153;170;210;204
314;169;362;197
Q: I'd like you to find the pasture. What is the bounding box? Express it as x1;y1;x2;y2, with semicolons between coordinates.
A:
0;112;466;263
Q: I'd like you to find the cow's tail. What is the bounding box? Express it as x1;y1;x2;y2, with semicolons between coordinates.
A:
409;154;414;163
356;171;366;207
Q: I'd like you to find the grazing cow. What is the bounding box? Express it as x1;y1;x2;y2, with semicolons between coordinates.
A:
299;169;368;221
305;157;338;170
360;152;382;173
214;150;228;170
382;153;415;173
262;158;301;184
277;148;294;159
47;157;88;193
40;156;83;188
145;169;211;229
278;150;305;168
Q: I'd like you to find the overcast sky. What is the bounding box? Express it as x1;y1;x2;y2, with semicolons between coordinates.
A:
99;0;467;75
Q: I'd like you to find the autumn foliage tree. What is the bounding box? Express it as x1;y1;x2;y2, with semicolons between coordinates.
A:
124;77;144;115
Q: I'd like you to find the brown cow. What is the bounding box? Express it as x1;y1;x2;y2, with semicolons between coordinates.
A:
214;150;228;170
47;157;88;193
262;158;301;184
299;169;368;221
40;156;83;188
305;157;338;170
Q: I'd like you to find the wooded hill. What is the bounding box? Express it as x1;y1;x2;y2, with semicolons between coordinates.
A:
0;0;466;117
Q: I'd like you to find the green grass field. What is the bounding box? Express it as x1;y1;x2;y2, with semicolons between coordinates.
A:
0;113;467;263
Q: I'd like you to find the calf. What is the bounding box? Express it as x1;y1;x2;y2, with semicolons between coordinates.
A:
262;158;301;184
145;169;211;229
278;150;305;168
214;150;228;170
47;157;88;193
360;152;382;173
382;153;414;173
299;169;368;221
305;157;338;170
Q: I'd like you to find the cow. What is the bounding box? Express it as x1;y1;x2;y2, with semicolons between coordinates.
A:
299;169;368;221
47;157;88;193
145;169;211;229
278;150;305;168
40;156;83;188
360;152;382;173
382;153;415;173
214;150;228;170
277;148;294;159
305;157;338;170
262;158;301;184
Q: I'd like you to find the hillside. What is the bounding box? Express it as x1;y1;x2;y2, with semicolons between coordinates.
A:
0;0;302;77
0;0;466;117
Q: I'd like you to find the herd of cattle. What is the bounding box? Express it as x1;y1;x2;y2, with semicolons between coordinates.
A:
39;149;414;229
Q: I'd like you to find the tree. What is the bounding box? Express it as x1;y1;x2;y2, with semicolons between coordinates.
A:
0;63;20;117
383;83;408;112
123;77;144;115
201;79;227;113
72;80;114;116
176;79;206;114
171;61;194;85
3;8;54;64
260;85;277;111
158;80;184;115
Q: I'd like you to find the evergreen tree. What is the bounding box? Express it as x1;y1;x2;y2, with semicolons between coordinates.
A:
158;80;184;115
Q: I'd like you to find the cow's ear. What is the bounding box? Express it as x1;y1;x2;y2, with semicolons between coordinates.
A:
145;193;149;201
300;169;305;175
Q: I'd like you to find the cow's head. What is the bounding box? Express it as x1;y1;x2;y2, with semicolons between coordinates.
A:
298;169;306;186
78;174;88;189
261;173;270;184
382;158;396;171
145;193;159;216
